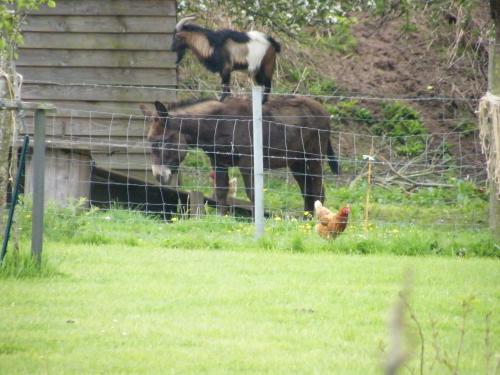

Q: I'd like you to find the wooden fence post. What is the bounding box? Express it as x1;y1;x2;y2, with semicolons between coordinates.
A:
481;39;500;242
188;191;204;218
0;69;13;224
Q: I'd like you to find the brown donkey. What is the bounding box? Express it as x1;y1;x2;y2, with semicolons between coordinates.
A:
140;96;339;214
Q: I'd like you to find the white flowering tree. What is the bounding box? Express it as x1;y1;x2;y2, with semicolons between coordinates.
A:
178;0;350;34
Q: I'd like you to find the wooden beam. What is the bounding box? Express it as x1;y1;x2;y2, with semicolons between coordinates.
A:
22;117;152;137
22;32;173;50
31;0;176;16
18;67;177;86
22;100;169;116
18;50;176;69
22;15;176;33
0;99;56;111
22;83;177;102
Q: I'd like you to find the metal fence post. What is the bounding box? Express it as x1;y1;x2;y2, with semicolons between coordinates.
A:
252;86;265;239
32;109;46;264
0;135;30;264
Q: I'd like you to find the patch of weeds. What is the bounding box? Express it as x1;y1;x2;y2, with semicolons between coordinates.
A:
326;100;375;126
0;250;62;279
286;65;308;83
290;234;305;252
278;64;337;96
16;196;89;242
122;237;139;247
372;102;428;156
73;232;112;246
309;78;337;96
258;235;276;250
160;233;222;250
355;239;373;255
401;21;418;33
316;20;358;54
452;119;477;135
208;240;223;250
0;343;25;355
161;237;185;249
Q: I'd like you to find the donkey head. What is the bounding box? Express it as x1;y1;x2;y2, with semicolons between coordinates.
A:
140;101;188;185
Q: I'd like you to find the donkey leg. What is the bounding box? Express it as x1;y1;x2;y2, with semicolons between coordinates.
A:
240;169;254;202
219;69;231;102
289;162;312;216
306;160;325;211
214;168;230;214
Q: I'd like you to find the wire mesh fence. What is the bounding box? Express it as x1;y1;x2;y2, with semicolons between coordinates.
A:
13;87;489;236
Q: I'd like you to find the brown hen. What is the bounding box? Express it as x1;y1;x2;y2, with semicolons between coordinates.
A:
314;200;350;240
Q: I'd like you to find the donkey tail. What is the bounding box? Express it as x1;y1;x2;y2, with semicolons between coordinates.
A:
327;139;340;175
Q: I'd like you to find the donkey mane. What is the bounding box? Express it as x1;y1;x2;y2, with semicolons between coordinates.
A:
164;96;329;118
164;98;216;111
165;97;233;117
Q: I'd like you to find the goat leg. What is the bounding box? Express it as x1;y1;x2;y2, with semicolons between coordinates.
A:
255;71;272;103
219;69;231;101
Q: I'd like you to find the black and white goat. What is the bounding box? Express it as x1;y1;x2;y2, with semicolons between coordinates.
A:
171;16;281;103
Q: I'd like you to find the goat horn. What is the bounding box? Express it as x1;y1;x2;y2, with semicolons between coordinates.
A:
175;16;197;31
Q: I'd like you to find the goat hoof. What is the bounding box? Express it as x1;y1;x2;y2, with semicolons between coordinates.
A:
219;94;230;102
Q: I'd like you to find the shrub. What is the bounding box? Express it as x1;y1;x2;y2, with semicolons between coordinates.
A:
326;100;375;126
372;102;428;156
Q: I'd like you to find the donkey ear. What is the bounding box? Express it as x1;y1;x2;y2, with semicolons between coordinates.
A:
154;101;169;128
154;101;168;117
139;104;152;117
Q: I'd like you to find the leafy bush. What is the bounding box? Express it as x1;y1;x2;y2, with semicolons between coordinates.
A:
372;102;428;156
315;20;358;53
309;78;337;96
326;100;375;126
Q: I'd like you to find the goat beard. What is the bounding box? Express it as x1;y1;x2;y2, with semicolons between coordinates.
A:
175;48;187;64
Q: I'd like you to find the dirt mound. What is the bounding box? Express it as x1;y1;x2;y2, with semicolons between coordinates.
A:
319;8;490;134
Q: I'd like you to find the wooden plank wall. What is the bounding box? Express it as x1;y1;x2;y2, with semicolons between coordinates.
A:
19;0;177;176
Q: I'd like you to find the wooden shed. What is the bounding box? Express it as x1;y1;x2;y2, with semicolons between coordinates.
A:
18;0;178;209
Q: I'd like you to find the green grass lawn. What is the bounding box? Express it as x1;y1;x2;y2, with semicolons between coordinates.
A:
0;196;498;374
0;239;498;374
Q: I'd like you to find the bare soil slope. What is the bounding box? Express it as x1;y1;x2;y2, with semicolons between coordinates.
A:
307;8;490;133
